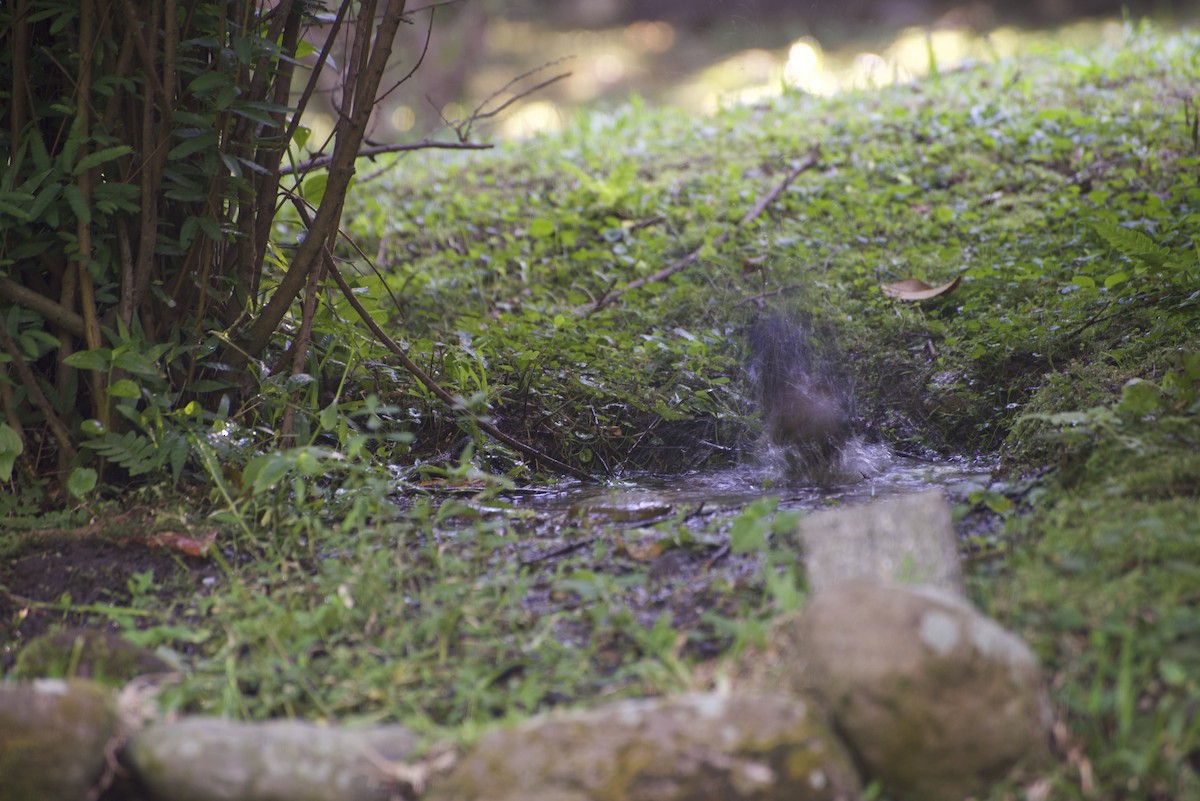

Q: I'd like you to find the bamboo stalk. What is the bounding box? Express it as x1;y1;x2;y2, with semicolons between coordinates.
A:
75;0;108;424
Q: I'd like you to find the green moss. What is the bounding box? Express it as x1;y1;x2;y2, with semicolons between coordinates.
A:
13;629;170;685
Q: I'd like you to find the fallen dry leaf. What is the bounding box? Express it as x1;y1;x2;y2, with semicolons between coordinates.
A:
881;276;961;300
147;529;218;557
621;536;666;562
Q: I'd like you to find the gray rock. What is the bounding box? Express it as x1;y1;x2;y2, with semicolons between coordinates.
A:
797;581;1053;801
0;679;119;801
795;489;964;594
13;627;172;685
126;718;419;801
426;691;861;801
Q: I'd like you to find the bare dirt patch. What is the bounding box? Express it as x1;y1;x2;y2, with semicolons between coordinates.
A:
0;511;219;672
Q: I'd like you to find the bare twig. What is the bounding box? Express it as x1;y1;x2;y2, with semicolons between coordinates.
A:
575;147;822;315
280;139;492;175
278;246;326;445
521;538;594;567
288;200;594;482
228;0;408;366
327;260;594;482
0;278;86;338
403;0;467;14
375;1;435;106
452;57;574;141
458;69;571;141
282;0;352;149
0;325;76;465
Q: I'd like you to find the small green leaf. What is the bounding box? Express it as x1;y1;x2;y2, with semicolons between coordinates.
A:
319;401;339;431
1092;219;1170;270
529;218;556;238
1116;379;1164;418
0;201;30;221
29;182;63;219
73;145;133;175
112;349;161;380
0;423;24;481
168;131;219;161
770;510;804;535
244;453;294;496
63;183;91;224
108;379;141;398
729;515;766;553
301;173;327;205
67;467;98;499
64;348;113;371
188;71;230;94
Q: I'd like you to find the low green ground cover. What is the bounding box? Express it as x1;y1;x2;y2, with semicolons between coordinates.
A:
3;20;1199;800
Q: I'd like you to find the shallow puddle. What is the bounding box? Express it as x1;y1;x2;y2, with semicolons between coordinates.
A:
505;447;995;523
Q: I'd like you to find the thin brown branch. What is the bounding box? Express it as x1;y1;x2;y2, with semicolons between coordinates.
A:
289;198;593;482
117;0;168;107
575;147;821;315
469;56;574;120
0;325;77;465
280;139;493;175
375;1;435;106
9;0;31;149
344;0;378;118
282;187;405;315
403;0;467;14
282;0;352;148
467;72;570;128
0;278;86;339
278;249;326;445
458;65;572;141
326;257;595;483
228;0;408;366
76;0;107;424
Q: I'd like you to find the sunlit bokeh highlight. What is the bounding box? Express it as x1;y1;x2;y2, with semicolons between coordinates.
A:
501;100;563;138
292;16;1146;140
390;105;416;134
488;16;1140;138
623;20;676;53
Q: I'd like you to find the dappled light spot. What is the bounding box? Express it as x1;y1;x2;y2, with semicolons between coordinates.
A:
593;52;626;85
500;100;563;138
440;15;1146;140
886;27;973;76
484;18;540;55
850;52;900;90
303;113;333;153
783;38;835;97
623;20;675;53
390;104;416;133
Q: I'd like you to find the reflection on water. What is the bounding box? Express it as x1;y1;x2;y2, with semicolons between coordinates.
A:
505;447;993;517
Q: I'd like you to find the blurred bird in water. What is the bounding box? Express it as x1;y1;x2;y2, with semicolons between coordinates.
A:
748;315;854;473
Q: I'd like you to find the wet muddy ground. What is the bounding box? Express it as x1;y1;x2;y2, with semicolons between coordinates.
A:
1;454;1002;674
0;511;220;671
